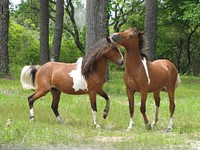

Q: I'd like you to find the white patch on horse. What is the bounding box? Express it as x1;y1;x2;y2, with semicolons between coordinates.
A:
68;57;88;92
141;57;150;85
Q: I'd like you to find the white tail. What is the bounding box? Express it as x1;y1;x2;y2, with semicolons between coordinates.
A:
20;66;39;90
175;74;181;88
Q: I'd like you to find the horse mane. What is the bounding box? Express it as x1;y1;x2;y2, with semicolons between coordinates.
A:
81;37;115;78
130;28;149;59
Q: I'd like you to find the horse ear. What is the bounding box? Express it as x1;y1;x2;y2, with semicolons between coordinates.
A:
106;36;111;43
138;31;144;37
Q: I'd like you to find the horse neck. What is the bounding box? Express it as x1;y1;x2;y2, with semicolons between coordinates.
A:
125;43;143;73
93;57;107;78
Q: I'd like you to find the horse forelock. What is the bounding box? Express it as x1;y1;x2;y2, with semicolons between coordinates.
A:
81;38;113;78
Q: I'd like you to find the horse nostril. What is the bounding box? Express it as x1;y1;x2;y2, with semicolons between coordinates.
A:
117;60;124;66
120;60;124;66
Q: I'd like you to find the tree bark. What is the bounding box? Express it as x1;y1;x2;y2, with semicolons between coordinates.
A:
86;0;108;50
144;0;158;61
86;0;109;80
51;0;64;62
184;25;199;73
0;0;9;76
40;0;49;65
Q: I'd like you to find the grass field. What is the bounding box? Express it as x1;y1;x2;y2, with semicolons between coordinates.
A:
0;71;200;149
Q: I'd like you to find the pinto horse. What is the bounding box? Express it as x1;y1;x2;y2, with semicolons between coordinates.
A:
20;37;123;128
111;28;181;131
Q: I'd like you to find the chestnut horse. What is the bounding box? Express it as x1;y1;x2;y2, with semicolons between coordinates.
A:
111;28;181;131
20;37;123;128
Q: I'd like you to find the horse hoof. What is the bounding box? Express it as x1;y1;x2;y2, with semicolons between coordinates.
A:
103;110;108;119
95;124;101;129
126;127;132;132
146;124;152;130
57;116;64;124
103;114;107;119
165;128;172;132
151;123;156;128
57;119;64;124
29;118;34;123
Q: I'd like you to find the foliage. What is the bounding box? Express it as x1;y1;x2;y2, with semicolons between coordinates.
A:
8;20;40;78
7;0;200;76
59;38;83;63
0;73;200;149
10;0;40;29
157;0;200;75
109;0;144;32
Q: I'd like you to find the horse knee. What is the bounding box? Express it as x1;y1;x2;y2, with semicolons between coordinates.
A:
169;103;175;113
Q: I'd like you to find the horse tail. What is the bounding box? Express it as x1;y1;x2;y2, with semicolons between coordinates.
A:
175;74;181;88
20;65;40;90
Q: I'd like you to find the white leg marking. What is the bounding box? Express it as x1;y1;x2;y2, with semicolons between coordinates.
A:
30;108;34;117
152;106;159;127
167;117;173;131
126;117;134;131
92;111;100;128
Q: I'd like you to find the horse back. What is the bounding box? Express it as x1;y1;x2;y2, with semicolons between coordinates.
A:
35;62;77;93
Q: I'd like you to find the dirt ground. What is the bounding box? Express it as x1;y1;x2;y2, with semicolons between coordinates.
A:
1;140;200;150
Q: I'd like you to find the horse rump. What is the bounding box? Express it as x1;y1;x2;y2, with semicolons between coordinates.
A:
20;65;40;90
161;74;181;92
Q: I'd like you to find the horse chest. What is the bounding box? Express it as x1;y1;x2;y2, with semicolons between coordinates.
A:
124;74;139;91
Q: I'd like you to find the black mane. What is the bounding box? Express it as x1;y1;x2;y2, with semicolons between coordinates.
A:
129;28;149;59
138;33;149;60
81;37;116;78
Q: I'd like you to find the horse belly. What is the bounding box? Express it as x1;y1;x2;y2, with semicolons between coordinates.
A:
52;72;88;95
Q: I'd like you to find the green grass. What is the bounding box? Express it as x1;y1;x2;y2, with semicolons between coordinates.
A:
0;72;200;149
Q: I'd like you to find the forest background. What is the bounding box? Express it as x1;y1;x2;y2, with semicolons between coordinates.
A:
0;0;200;78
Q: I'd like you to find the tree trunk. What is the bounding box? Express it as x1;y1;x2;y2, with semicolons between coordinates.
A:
184;25;199;74
51;0;64;62
0;0;9;77
86;0;109;80
144;0;158;61
86;0;108;50
40;0;49;65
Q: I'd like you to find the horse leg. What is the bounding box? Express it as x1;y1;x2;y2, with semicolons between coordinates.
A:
51;88;63;123
166;88;175;132
97;90;110;119
126;88;134;131
152;91;160;127
28;89;48;122
89;92;100;128
140;91;151;129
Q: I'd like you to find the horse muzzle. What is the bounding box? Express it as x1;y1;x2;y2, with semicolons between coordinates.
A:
111;33;120;42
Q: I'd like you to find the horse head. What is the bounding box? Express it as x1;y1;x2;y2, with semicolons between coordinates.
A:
105;36;124;66
110;28;144;49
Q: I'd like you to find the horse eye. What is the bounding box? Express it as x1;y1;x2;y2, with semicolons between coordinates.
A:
129;35;134;38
